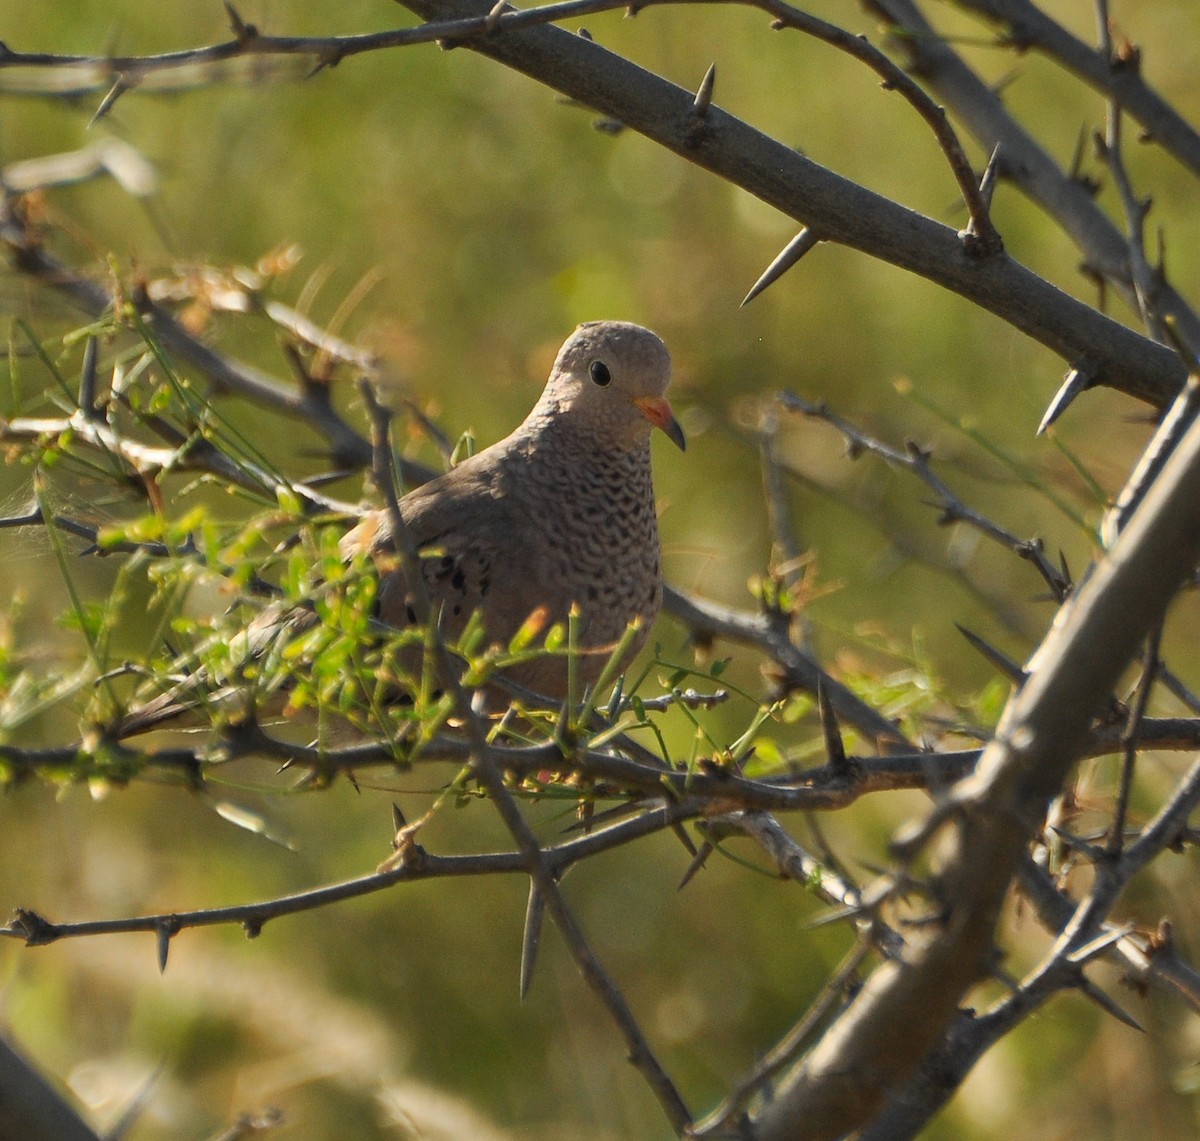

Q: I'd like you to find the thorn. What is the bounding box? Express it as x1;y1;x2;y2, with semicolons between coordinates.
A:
577;27;594;40
978;143;1002;209
1038;367;1093;435
955;623;1027;684
816;679;848;770
606;675;624;719
224;1;257;41
155;921;175;973
91;75;130;126
678;840;714;890
1058;550;1073;588
1076;973;1145;1032
805;903;862;928
691;63;716;118
391;801;407;841
485;0;509;32
1047;825;1107;862
79;336;100;419
670;820;698;858
519;879;546;1000
1068;123;1093;189
741;227;821;307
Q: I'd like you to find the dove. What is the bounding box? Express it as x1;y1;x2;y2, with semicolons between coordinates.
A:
345;319;684;698
116;320;683;735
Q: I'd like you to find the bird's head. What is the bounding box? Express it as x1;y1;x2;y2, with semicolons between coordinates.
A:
543;320;686;451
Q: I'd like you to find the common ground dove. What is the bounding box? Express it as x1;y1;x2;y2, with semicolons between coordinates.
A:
117;321;682;734
344;319;684;698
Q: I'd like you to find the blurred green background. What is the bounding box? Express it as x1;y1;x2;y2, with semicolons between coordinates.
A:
3;2;1200;1138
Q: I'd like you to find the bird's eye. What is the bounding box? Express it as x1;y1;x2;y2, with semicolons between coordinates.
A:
588;360;612;387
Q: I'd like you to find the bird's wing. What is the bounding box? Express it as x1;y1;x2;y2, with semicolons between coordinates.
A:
345;456;546;642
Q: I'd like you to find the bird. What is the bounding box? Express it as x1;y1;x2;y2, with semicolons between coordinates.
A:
115;320;684;736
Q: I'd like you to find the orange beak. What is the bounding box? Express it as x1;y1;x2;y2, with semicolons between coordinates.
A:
633;395;686;451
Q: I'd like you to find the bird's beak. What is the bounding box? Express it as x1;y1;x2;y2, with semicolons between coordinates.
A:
634;395;687;451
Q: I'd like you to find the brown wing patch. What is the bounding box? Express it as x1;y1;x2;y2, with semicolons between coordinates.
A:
421;541;494;628
374;536;498;639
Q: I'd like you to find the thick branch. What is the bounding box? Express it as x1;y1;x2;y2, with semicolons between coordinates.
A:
753;377;1200;1138
397;0;1184;408
0;1036;99;1141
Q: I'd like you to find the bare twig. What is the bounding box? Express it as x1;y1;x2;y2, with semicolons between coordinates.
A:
779;390;1073;601
866;0;1200;364
949;0;1200;177
359;378;692;1132
0;195;374;469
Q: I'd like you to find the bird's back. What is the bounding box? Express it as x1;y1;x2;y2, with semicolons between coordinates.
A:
349;419;663;698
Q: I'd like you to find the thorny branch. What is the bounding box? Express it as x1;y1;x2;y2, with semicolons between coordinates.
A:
5;3;1200;1139
778;390;1074;601
2;0;1188;404
5;290;1200;1136
1;800;691;949
866;0;1200;361
360;379;694;1130
859;753;1200;1138
949;0;1200;177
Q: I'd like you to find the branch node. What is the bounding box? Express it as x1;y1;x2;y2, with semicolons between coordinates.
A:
484;0;510;34
224;1;258;44
11;907;60;947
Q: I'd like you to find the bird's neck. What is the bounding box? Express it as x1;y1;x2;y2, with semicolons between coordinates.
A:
516;395;651;462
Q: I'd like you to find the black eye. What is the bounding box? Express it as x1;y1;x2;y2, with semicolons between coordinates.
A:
589;359;612;386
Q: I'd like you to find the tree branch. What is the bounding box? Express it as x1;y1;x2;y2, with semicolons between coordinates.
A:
752;374;1200;1140
866;0;1200;357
